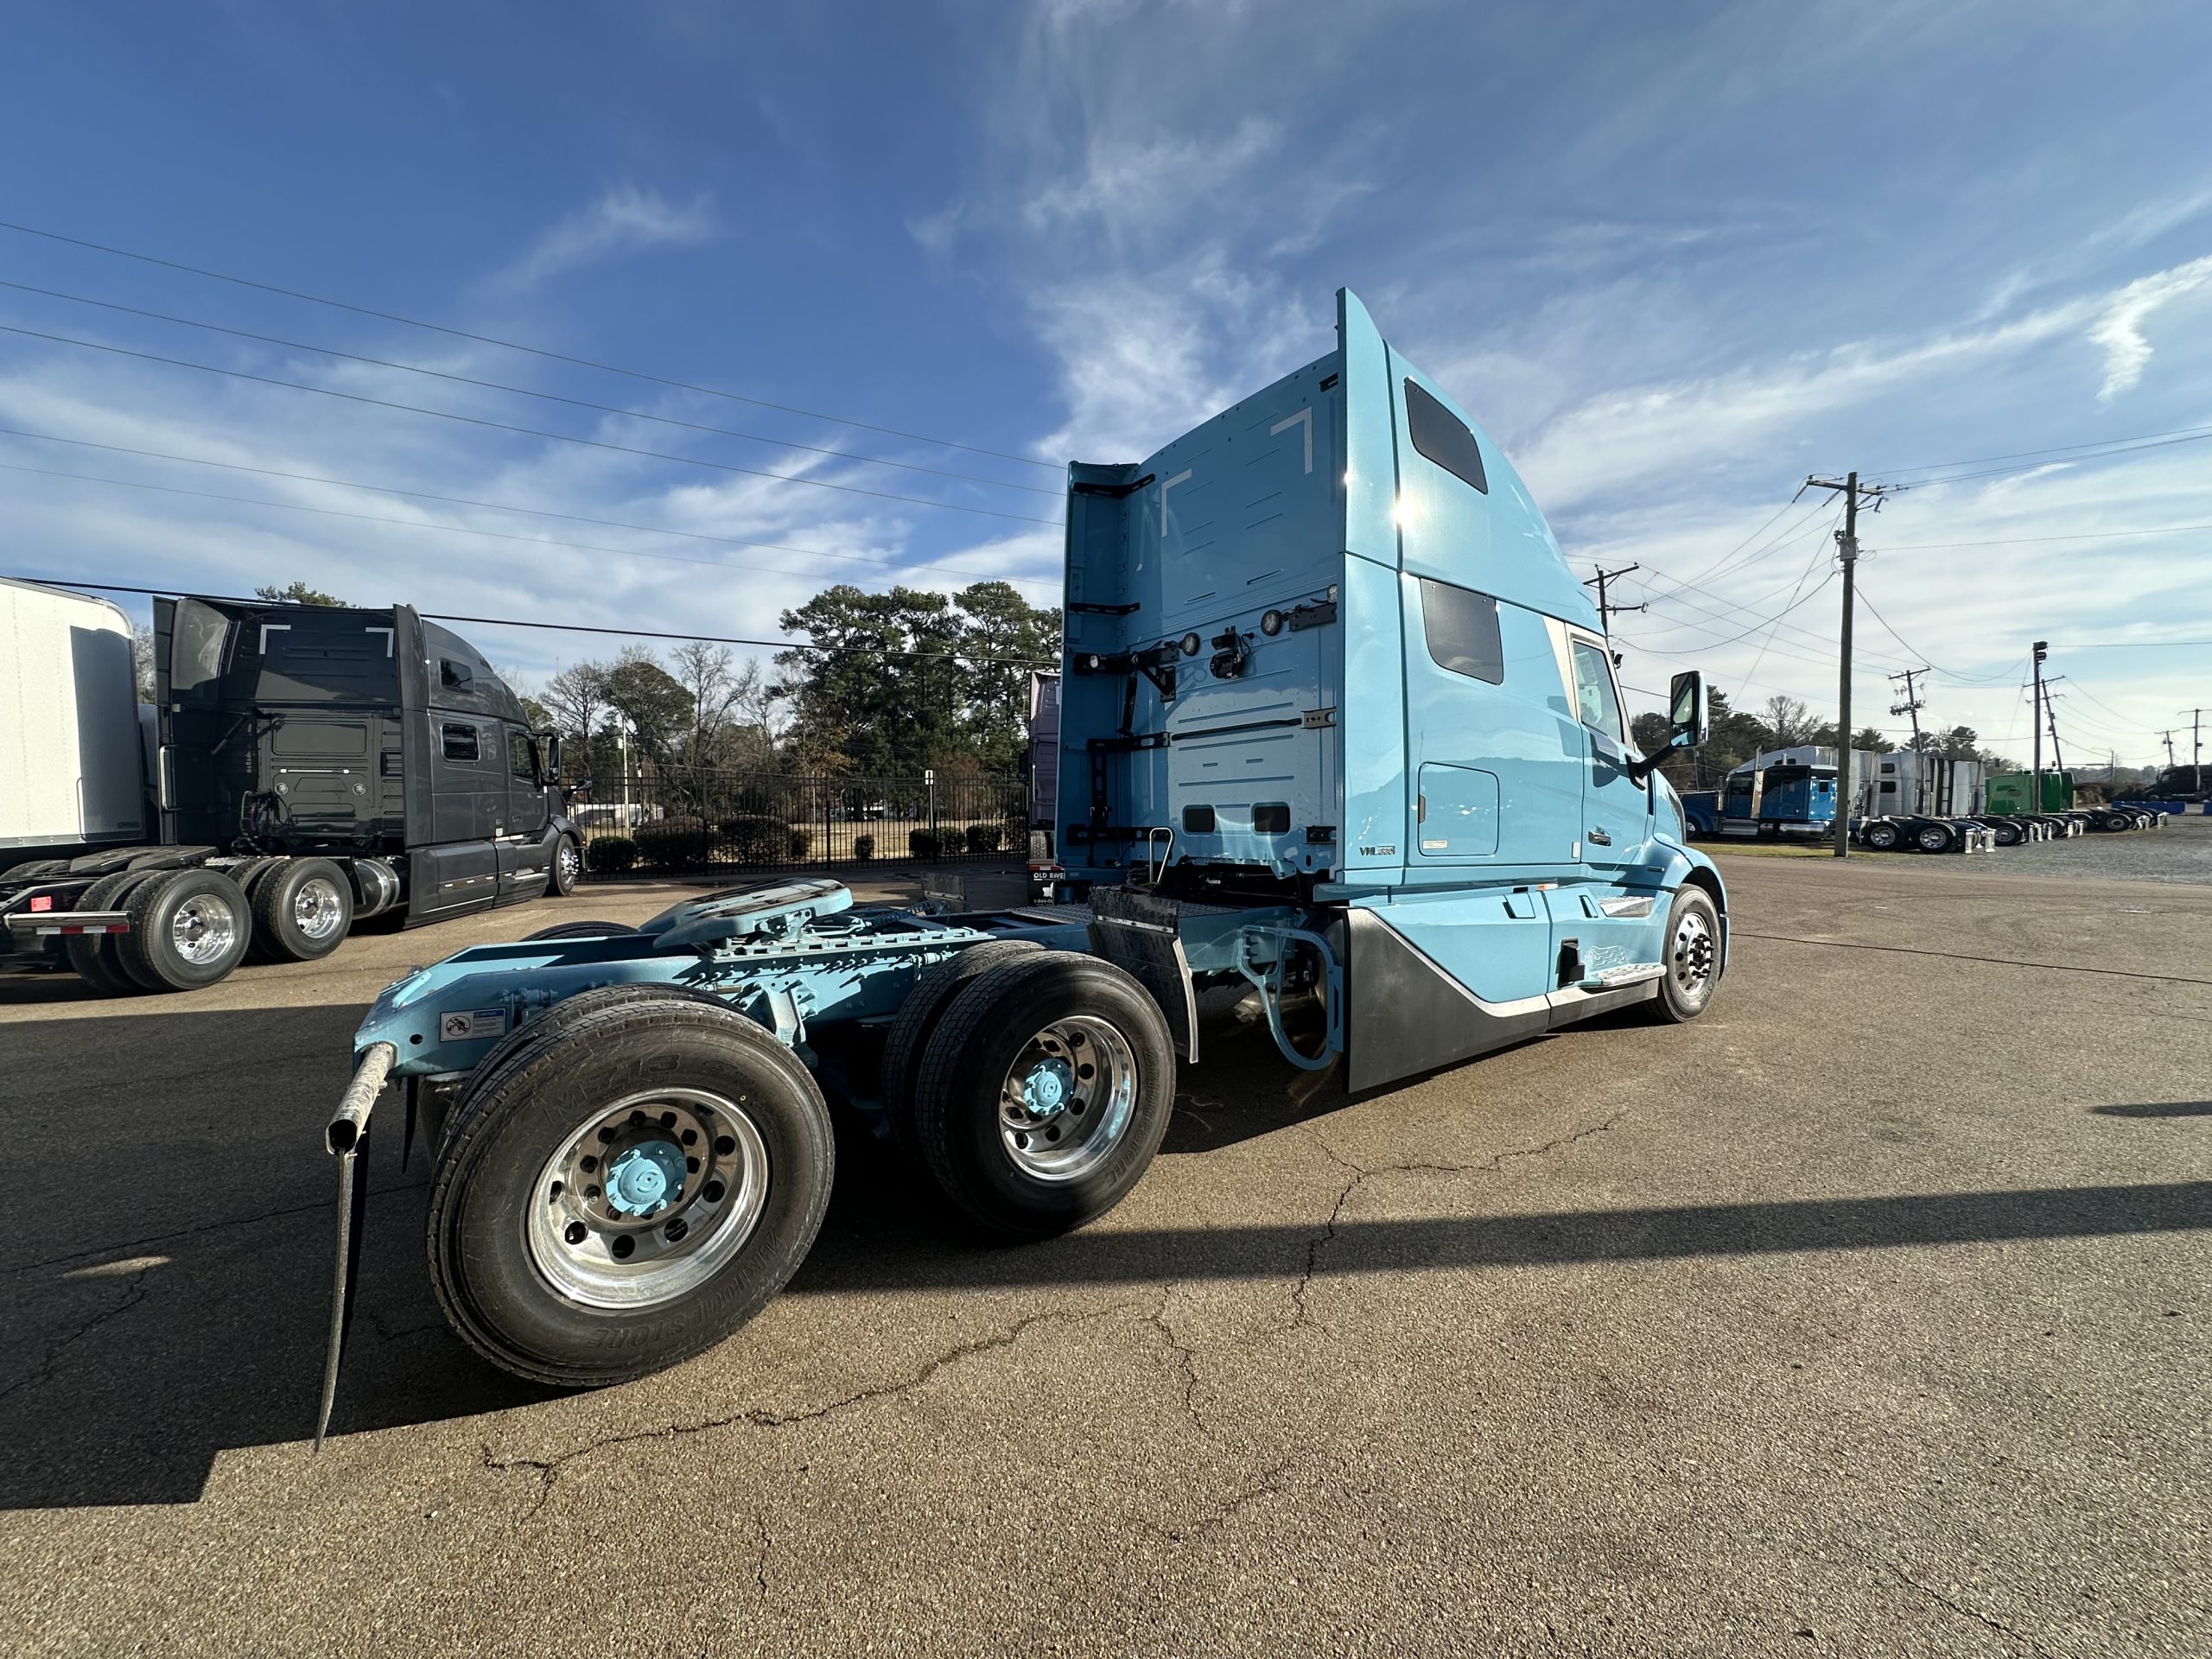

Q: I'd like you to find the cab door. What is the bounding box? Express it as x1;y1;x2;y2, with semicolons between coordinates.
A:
1560;627;1648;875
496;725;553;900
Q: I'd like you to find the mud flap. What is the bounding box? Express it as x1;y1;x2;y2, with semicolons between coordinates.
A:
315;1041;395;1450
1087;886;1200;1063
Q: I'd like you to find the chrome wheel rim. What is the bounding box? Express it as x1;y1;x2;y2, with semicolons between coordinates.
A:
557;841;580;885
293;875;346;941
998;1014;1138;1183
1669;909;1716;1005
170;893;238;965
526;1088;770;1309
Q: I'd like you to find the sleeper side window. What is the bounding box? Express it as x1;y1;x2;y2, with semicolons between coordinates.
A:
440;658;474;690
1569;639;1625;741
1420;579;1504;684
1403;378;1488;494
442;721;480;762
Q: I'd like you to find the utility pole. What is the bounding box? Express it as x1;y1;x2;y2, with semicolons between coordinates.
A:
1583;563;1646;635
2195;709;2204;788
1888;665;1928;750
2045;686;2067;775
1805;471;1894;855
2031;640;2048;815
2163;731;2177;768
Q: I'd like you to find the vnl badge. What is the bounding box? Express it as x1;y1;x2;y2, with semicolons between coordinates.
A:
439;1007;510;1042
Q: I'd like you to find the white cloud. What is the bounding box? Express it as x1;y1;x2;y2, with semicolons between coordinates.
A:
492;184;718;292
2089;254;2212;402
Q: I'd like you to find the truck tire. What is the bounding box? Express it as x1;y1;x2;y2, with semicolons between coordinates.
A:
1914;823;1954;853
2;858;70;881
428;995;834;1387
1863;821;1902;851
879;941;1046;1157
117;868;252;992
248;857;355;963
523;919;641;941
550;835;582;897
1991;820;2024;847
911;952;1175;1239
64;869;159;996
1649;886;1721;1024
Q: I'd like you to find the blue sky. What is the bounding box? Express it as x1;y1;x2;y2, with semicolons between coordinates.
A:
3;1;2209;766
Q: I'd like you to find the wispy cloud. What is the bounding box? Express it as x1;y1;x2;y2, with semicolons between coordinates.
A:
2089;253;2212;402
492;184;718;292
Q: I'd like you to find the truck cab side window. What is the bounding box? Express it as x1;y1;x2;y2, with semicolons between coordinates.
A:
1420;579;1504;683
442;722;480;762
1403;378;1488;494
1569;639;1624;741
440;658;474;690
508;730;537;783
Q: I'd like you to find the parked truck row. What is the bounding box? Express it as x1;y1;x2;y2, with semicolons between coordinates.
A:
1680;747;2172;854
1;581;583;994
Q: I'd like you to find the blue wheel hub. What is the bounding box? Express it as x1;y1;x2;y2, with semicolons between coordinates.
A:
604;1140;686;1216
1020;1057;1077;1120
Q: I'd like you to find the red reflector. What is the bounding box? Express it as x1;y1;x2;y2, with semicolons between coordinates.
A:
29;894;53;912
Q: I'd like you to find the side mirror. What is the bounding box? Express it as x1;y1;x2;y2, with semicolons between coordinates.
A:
1667;671;1707;751
543;734;564;782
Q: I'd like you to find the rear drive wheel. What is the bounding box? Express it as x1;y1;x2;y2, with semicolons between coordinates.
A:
1991;821;2024;847
64;870;159;995
1650;886;1721;1024
878;941;1045;1156
911;953;1175;1238
428;995;834;1386
1915;823;1954;853
117;868;251;992
249;858;354;963
1863;821;1902;851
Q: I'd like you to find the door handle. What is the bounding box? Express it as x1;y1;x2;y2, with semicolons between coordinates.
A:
1588;827;1612;846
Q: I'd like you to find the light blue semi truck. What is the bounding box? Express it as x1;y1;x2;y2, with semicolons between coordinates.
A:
315;290;1726;1439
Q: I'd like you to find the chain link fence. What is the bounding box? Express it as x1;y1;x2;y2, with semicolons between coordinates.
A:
571;769;1031;879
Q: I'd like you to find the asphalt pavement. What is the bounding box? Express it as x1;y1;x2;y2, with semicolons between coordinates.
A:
2;855;2207;1656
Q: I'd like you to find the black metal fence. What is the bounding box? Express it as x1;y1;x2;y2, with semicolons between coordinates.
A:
573;769;1032;879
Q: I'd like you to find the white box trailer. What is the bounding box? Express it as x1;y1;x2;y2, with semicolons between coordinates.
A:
0;577;149;852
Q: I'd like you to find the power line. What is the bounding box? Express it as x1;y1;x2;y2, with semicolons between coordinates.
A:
0;461;1064;594
1874;521;2212;550
1897;430;2212;489
0;217;1061;472
0;276;1060;498
0;321;1061;525
10;575;1062;667
1878;423;2212;478
0;423;1050;581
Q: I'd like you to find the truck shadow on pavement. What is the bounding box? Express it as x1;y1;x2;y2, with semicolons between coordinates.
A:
3;1001;2209;1510
2094;1101;2212;1118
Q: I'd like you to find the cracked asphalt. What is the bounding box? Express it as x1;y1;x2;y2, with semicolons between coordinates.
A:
3;852;2209;1656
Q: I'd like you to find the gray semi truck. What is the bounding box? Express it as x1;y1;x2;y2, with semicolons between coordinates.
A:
0;580;582;994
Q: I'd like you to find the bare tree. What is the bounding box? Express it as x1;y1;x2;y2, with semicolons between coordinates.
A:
1761;695;1814;748
540;660;613;779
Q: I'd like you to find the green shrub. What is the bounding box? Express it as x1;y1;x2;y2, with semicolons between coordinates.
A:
715;814;786;865
786;828;812;860
585;836;638;874
853;833;875;861
908;829;943;861
634;817;713;869
963;822;1003;855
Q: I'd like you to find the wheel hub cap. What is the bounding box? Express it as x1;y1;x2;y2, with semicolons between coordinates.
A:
604;1140;685;1216
1021;1058;1076;1119
171;896;236;965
